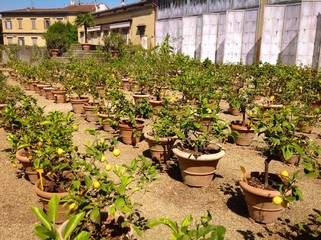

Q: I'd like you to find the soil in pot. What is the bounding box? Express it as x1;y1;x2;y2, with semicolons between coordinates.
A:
172;144;225;187
239;171;290;224
119;119;144;145
230;121;255;146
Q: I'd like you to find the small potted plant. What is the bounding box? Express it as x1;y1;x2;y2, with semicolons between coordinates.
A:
103;32;126;57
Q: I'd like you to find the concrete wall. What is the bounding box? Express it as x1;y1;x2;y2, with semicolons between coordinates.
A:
1;46;48;64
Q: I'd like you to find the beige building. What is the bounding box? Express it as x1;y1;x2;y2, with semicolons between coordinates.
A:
89;0;156;49
0;3;101;46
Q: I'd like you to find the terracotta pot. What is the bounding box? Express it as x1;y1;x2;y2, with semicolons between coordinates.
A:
122;78;130;91
149;98;163;111
239;172;290;224
118;119;144;145
82;43;91;51
98;113;117;132
144;131;177;163
16;148;38;184
50;49;60;57
70;97;89;114
129;81;139;92
83;104;99;122
230;123;255;146
34;180;69;224
172;146;225;187
44;87;56;100
52;90;67;103
37;84;51;97
28;81;38;91
34;84;41;94
132;93;150;104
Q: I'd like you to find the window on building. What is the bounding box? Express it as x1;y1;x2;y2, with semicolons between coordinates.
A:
31;18;36;29
17;18;23;29
31;37;38;46
18;37;25;46
44;18;51;29
5;18;12;29
56;18;63;22
7;37;13;45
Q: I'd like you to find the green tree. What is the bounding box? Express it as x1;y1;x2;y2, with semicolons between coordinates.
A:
74;13;95;43
43;21;78;53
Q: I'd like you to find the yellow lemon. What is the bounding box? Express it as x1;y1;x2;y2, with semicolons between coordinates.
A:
37;141;43;147
73;125;79;131
270;95;275;101
272;196;283;205
280;170;289;179
93;181;100;189
57;148;65;155
12;163;17;168
69;203;78;211
113;148;120;157
100;155;106;162
100;138;105;144
105;164;112;171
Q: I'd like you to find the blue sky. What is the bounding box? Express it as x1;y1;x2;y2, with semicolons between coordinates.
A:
0;0;138;11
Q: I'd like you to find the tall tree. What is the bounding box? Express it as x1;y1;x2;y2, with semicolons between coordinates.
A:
74;13;95;43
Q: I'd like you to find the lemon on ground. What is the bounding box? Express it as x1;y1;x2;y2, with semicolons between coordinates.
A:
73;125;79;131
105;164;112;171
113;148;120;157
272;196;283;205
100;155;106;162
12;163;17;168
93;181;100;189
280;170;289;179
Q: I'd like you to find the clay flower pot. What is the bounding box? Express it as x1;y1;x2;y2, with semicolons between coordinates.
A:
122;78;130;91
82;43;91;51
52;90;67;103
239;172;291;224
34;180;69;224
98;113;118;132
83;103;99;122
118;119;144;145
230;122;255;146
70;97;89;114
37;84;51;97
172;146;225;187
16;148;38;184
144;131;177;163
149;98;163;111
28;81;38;91
44;87;56;100
132;93;150;105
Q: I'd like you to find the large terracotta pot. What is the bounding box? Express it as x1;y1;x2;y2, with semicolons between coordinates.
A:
144;131;177;163
28;81;38;91
230;122;255;146
37;84;51;97
118;119;144;145
83;104;99;122
149;98;163;111
98;113;118;132
52;90;67;103
82;43;91;51
50;49;60;57
239;172;290;224
172;146;225;187
34;180;69;224
16;148;38;184
70;97;89;114
122;78;130;91
44;87;56;100
132;93;150;105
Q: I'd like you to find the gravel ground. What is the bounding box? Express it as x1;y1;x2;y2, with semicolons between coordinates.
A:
1;68;321;240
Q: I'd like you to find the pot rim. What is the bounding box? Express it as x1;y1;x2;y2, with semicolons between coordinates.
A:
172;146;225;161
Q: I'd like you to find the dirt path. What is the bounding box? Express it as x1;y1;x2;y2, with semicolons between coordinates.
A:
1;68;320;240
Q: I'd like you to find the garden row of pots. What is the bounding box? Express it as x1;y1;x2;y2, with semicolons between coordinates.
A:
1;39;321;237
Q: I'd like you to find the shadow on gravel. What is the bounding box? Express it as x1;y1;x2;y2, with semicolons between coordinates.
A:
236;230;263;239
165;160;183;183
219;183;248;218
265;215;320;240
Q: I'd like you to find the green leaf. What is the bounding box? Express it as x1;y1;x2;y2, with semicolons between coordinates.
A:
132;225;142;237
85;128;96;135
34;225;54;239
73;231;91;240
180;216;193;228
84;175;93;188
48;195;60;224
31;207;52;231
89;208;100;222
63;212;86;240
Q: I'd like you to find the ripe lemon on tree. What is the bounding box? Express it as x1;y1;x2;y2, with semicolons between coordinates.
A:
100;155;106;162
280;170;289;179
272;196;283;205
57;148;65;155
93;180;100;189
113;148;120;157
69;202;78;211
105;164;112;171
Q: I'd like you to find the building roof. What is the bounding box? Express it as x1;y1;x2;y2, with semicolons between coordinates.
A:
0;4;96;15
93;0;155;16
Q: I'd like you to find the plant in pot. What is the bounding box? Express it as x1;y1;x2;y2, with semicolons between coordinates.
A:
144;99;179;164
74;12;95;50
63;144;158;239
172;106;226;187
103;32;126;57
